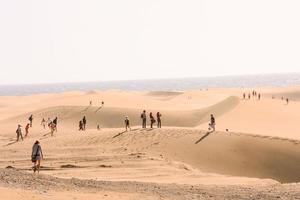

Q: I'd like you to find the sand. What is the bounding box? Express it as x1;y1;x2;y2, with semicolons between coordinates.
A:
0;87;299;199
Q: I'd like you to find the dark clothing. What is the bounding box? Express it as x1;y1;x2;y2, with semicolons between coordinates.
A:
211;116;215;125
53;118;58;125
150;114;156;128
79;121;84;131
141;112;146;128
157;113;162;128
82;117;86;130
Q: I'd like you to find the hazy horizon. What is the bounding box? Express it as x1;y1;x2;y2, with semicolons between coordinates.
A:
0;71;299;86
1;0;300;84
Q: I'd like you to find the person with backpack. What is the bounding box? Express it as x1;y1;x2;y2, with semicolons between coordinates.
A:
25;123;30;138
141;110;147;128
29;115;33;127
31;140;43;173
125;116;131;131
16;124;23;141
157;112;162;128
82;116;87;130
150;112;156;128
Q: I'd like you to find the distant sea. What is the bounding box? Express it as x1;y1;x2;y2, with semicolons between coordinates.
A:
0;73;300;96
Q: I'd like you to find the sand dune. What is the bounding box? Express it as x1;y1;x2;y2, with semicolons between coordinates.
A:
0;128;299;183
200;97;300;139
0;89;300;199
2;96;239;129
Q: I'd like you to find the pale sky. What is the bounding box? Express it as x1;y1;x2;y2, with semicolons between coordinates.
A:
0;0;299;84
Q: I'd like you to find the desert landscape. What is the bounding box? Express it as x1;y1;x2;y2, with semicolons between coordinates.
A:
0;87;299;199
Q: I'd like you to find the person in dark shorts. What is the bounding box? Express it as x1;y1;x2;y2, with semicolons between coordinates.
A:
29;115;33;127
141;110;147;128
209;114;216;132
82;116;87;130
157;112;162;128
125;116;131;131
150;112;156;128
258;93;261;100
286;98;289;104
31;140;43;173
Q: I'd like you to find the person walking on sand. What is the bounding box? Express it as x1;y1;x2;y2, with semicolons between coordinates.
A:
243;93;246;99
53;117;58;132
258;93;261;100
79;120;84;131
248;93;251;100
47;118;52;129
125;116;131;131
286;98;289;105
50;122;56;137
141;110;147;128
41;118;46;129
25;123;30;138
82;116;87;130
29;114;33;127
16;124;23;141
150;112;156;128
209;114;216;132
157;112;162;128
31;140;43;173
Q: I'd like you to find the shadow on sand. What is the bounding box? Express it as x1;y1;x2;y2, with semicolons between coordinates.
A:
113;131;127;138
82;105;91;112
95;106;103;113
195;131;213;144
4;140;19;146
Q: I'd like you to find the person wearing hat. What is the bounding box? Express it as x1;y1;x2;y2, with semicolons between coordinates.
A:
16;124;23;141
31;140;43;173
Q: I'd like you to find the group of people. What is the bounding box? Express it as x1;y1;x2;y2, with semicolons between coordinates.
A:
89;100;105;107
79;116;87;131
41;117;58;136
243;90;261;100
243;91;291;105
140;110;162;129
281;96;290;104
15;115;34;141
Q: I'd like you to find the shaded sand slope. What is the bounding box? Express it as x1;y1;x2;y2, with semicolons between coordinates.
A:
2;96;239;129
0;128;299;183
